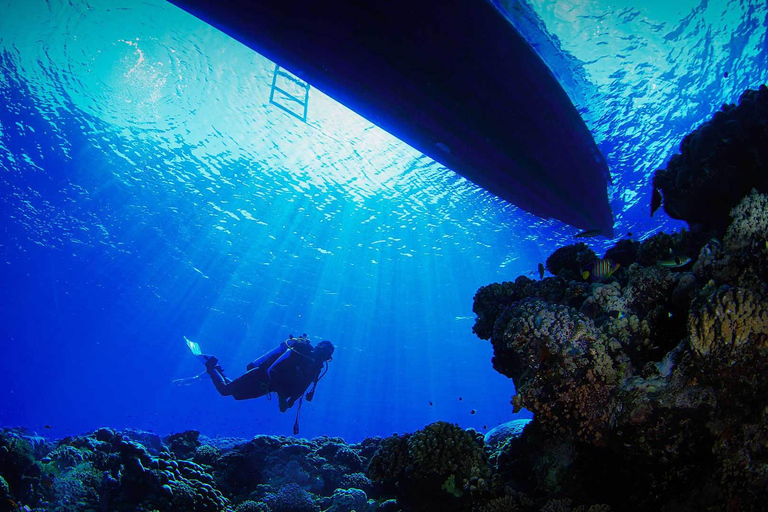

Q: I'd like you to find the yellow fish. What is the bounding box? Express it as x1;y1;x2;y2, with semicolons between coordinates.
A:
582;258;620;280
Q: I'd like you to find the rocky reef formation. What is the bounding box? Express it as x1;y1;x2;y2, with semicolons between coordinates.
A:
2;418;616;512
470;86;768;510
652;84;768;235
470;87;768;510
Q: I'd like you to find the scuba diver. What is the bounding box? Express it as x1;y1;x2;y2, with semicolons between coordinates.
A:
179;334;334;433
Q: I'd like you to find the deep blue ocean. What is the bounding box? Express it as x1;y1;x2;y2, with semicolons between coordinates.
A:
0;0;766;442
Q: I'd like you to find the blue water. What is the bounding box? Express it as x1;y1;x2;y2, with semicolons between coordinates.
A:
0;0;766;442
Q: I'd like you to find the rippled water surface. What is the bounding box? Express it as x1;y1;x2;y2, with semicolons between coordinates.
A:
0;0;766;440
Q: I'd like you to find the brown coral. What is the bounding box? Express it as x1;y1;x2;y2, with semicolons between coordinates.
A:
688;286;768;365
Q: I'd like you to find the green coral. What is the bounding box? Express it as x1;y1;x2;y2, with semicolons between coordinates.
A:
407;422;489;493
368;422;491;511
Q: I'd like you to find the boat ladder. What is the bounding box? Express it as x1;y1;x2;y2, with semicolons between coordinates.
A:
269;64;310;122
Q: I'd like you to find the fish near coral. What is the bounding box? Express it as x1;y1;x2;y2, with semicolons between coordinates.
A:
538;262;545;279
582;258;620;280
657;256;691;268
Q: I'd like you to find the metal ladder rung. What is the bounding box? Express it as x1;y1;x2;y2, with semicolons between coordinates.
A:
269;64;310;122
275;69;310;90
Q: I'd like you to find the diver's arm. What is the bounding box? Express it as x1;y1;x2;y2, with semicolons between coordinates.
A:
247;340;292;371
267;349;293;380
305;368;323;401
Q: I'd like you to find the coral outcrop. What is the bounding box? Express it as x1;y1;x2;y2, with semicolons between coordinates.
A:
472;187;768;510
652;85;768;235
0;428;381;512
368;421;491;512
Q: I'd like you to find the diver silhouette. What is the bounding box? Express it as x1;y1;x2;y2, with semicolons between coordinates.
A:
181;334;334;433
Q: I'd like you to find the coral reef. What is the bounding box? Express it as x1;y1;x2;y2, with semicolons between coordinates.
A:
472;160;768;509
0;427;388;512
652;85;768;235
262;483;319;512
368;421;491;512
545;243;596;281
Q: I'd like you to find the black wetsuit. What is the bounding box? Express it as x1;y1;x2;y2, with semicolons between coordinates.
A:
206;339;323;411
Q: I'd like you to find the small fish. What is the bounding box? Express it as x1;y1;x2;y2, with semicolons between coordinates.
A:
458;396;463;402
538;262;545;280
582;259;620;280
658;256;691;268
470;409;476;415
44;425;51;429
651;187;663;216
626;232;633;237
575;228;602;238
429;401;433;406
724;71;729;78
483;425;487;430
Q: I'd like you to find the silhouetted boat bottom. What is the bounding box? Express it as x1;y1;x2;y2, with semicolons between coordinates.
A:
168;0;614;235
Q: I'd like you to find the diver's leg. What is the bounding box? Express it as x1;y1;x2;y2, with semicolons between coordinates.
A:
199;355;269;400
202;357;235;396
224;370;270;401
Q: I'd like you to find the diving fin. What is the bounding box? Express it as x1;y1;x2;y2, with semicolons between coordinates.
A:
173;371;206;387
185;336;202;356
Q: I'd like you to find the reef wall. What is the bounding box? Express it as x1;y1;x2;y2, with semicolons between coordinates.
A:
471;86;768;511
